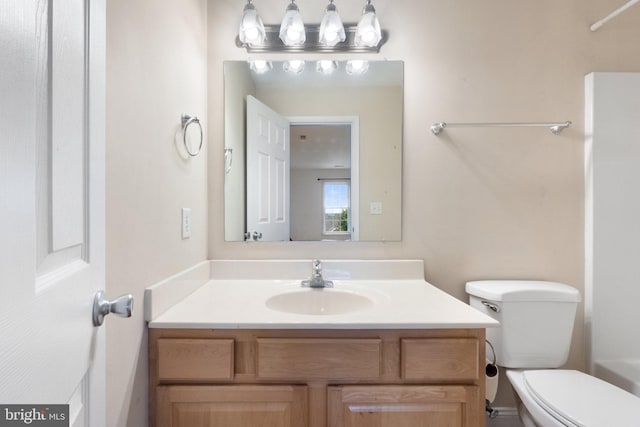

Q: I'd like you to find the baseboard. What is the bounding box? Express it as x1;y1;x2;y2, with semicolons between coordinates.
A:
486;407;523;427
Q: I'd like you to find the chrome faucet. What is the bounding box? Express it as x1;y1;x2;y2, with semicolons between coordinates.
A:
301;259;333;288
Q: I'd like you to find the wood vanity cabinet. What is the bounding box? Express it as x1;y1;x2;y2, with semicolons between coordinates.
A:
149;328;486;427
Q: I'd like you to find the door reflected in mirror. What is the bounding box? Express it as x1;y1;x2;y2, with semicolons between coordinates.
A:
224;60;403;242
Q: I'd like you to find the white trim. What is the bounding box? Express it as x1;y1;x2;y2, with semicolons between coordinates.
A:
287;115;360;240
584;73;595;373
88;0;106;424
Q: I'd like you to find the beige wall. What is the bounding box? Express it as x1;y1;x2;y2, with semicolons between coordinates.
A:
207;0;640;406
106;0;208;425
224;62;254;241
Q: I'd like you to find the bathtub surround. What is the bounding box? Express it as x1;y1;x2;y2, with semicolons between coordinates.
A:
105;0;640;425
595;360;640;396
585;72;640;395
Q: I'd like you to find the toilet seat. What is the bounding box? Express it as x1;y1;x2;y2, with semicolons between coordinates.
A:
521;369;640;426
506;370;566;427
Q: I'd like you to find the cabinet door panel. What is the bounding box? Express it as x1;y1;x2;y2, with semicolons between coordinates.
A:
334;404;461;427
328;385;481;427
157;385;308;427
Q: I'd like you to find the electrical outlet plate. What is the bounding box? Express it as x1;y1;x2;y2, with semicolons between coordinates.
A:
370;202;383;215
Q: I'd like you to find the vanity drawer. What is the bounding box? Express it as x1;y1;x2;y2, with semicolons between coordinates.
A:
256;338;382;380
157;338;234;382
401;338;480;382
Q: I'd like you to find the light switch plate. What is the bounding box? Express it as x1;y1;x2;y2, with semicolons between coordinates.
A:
182;208;191;239
370;202;383;215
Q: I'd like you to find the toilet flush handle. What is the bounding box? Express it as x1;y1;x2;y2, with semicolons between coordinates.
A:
481;300;501;313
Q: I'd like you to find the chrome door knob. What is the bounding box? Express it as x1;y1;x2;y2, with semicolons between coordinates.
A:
92;290;134;327
252;231;262;241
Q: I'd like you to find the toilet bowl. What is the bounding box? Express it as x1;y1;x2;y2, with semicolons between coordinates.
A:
466;280;640;426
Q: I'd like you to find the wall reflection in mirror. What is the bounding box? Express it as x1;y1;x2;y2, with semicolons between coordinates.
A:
224;60;403;242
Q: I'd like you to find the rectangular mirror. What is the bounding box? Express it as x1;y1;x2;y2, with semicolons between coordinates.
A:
224;60;403;242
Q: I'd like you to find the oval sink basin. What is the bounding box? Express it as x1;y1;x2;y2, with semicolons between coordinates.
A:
265;289;374;315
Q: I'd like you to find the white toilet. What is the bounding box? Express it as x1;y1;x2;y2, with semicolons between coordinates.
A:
466;280;640;427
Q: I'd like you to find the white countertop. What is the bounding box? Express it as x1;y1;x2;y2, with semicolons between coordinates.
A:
148;278;499;330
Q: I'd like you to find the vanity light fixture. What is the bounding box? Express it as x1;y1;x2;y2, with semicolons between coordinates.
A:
249;59;273;74
235;0;387;53
283;59;305;74
319;0;346;47
316;60;338;75
279;0;306;46
238;0;266;46
346;59;369;75
355;0;382;47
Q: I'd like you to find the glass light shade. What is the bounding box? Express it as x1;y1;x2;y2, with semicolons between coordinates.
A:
249;60;272;74
283;60;305;74
355;3;382;47
319;3;346;47
279;2;306;46
238;3;265;46
316;60;338;75
346;60;369;75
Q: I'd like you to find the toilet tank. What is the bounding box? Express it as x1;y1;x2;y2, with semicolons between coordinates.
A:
466;280;581;369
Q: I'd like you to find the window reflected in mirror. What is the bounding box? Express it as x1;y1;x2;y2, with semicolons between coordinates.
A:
322;181;351;236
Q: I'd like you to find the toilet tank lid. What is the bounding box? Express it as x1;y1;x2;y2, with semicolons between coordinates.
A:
465;280;580;302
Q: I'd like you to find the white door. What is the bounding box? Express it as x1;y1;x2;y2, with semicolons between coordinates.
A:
0;1;107;426
246;95;290;241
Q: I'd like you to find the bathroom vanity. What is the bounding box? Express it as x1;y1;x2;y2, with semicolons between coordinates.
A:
146;260;497;427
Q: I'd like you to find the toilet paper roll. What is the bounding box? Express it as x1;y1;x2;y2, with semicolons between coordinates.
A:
486;359;499;403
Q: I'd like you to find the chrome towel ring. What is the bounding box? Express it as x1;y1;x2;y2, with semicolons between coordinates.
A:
181;114;203;157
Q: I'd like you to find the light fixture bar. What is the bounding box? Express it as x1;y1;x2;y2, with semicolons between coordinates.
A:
236;24;388;53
